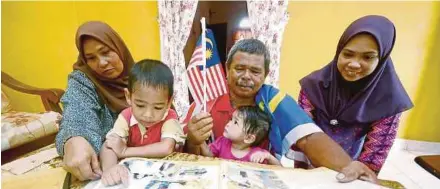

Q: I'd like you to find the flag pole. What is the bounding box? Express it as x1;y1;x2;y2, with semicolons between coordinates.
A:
201;17;207;112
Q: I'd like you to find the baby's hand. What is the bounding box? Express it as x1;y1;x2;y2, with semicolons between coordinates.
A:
101;164;129;187
106;135;127;158
250;151;271;164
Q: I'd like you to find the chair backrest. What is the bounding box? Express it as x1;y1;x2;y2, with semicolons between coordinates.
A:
1;71;64;113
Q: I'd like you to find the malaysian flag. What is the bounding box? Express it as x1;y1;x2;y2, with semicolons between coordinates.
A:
186;29;228;109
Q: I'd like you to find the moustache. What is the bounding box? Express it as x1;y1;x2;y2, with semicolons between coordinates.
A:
236;81;254;89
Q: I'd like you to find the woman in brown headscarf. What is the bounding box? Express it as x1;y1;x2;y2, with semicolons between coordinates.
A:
55;21;134;181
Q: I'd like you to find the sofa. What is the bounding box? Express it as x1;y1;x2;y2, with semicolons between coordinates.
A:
1;71;64;164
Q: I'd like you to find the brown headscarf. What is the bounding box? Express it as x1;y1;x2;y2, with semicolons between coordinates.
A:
74;21;134;113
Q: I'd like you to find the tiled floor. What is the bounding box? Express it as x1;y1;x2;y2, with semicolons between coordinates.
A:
378;145;440;189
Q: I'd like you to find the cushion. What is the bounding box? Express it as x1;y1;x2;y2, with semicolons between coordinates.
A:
1;111;61;151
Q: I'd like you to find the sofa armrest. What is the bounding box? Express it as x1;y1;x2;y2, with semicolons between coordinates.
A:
1;71;64;113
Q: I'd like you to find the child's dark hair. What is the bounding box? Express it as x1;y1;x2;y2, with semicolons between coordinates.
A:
128;59;174;99
237;106;271;146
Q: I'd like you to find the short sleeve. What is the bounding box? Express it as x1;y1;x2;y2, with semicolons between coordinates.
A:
161;119;186;145
106;114;129;139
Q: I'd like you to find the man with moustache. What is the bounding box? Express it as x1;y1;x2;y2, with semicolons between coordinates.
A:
184;39;378;183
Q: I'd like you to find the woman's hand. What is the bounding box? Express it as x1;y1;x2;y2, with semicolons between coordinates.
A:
336;161;378;184
63;136;102;181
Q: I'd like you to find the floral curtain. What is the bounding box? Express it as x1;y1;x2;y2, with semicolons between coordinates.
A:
158;0;198;116
247;0;289;87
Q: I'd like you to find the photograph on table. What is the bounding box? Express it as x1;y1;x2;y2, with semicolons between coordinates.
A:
84;158;220;189
221;162;289;189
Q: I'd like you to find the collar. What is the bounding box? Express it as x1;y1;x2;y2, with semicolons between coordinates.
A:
129;114;138;127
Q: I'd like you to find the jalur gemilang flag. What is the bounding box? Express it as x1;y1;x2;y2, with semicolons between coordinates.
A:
185;29;228;109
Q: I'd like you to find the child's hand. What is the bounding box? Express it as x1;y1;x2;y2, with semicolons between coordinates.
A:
106;135;127;158
250;151;271;164
101;164;129;187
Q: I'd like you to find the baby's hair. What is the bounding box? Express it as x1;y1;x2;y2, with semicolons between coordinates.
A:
128;59;174;99
236;106;271;146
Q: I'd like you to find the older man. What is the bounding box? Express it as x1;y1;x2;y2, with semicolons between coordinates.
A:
185;39;377;183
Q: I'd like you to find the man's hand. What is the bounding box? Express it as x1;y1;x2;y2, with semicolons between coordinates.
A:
186;112;213;146
63;136;102;181
101;164;129;187
106;134;127;158
336;161;378;184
